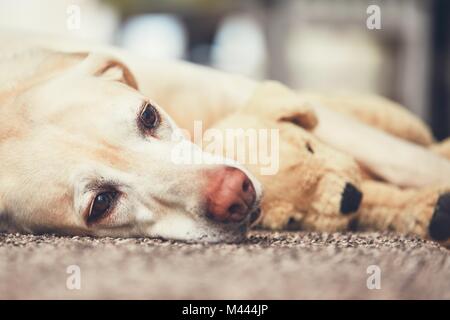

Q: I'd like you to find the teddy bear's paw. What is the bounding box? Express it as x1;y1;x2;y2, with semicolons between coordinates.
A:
259;201;300;230
428;192;450;241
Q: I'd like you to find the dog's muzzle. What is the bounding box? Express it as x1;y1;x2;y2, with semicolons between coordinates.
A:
204;166;260;224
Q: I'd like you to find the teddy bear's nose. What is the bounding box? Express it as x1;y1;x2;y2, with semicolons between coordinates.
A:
340;183;362;214
204;166;256;223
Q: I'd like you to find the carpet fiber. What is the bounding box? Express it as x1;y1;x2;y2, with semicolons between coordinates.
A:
0;231;449;299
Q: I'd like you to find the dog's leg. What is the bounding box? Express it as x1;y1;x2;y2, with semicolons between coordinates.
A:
430;138;450;160
312;104;450;188
299;92;434;146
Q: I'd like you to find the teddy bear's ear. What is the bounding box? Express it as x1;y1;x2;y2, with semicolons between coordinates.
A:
73;52;139;90
243;81;318;130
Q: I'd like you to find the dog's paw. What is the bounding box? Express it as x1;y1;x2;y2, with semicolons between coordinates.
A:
429;192;450;241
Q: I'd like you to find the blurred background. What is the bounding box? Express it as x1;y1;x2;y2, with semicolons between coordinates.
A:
0;0;449;139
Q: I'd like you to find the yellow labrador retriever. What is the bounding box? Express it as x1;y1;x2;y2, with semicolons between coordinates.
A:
1;30;449;242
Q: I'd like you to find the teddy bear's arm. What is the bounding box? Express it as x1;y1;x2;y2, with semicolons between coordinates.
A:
356;180;450;245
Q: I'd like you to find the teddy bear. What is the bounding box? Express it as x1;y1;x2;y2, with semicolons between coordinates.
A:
207;81;450;245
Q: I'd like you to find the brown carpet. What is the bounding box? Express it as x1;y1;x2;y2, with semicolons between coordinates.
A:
0;231;449;299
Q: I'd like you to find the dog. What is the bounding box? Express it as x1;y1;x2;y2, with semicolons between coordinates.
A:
1;30;449;242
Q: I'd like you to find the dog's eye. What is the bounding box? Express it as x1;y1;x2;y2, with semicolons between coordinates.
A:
140;103;159;130
88;191;117;223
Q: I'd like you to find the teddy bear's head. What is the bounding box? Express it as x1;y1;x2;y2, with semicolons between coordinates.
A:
208;82;363;231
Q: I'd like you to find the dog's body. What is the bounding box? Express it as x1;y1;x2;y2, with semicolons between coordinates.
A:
1;30;450;242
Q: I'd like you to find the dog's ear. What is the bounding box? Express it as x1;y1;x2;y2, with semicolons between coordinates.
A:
76;53;139;90
243;81;318;130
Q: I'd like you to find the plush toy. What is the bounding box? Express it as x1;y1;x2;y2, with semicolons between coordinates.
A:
209;81;450;245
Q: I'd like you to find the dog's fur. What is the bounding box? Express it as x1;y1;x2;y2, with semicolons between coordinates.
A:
1;30;450;242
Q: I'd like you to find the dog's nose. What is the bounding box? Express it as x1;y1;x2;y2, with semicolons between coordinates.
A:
205;167;256;223
340;182;362;215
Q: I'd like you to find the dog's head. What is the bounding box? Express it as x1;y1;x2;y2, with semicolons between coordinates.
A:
0;51;262;242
